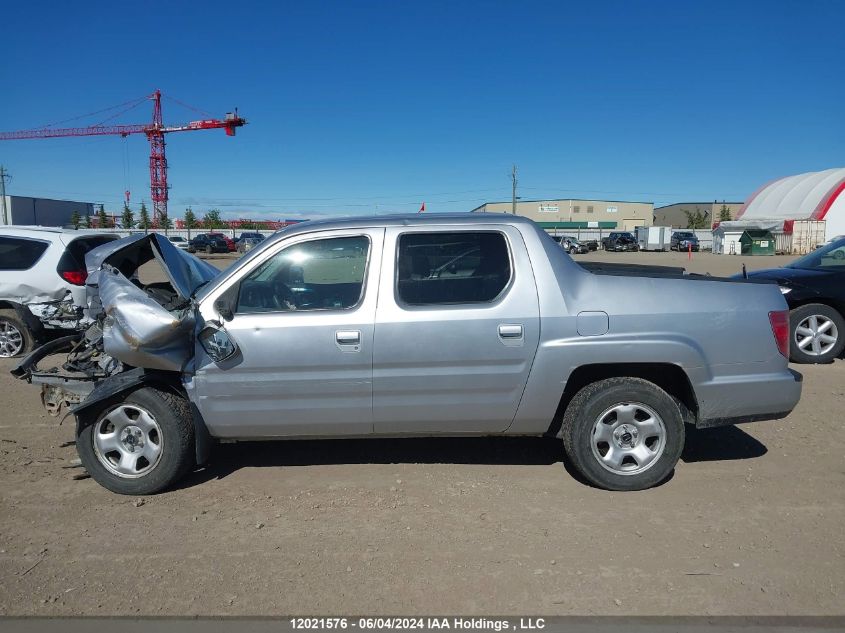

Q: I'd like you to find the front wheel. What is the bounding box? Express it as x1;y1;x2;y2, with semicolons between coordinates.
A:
789;303;845;364
561;377;685;491
76;387;195;495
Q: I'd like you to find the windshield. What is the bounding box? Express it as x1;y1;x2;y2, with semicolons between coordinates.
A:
788;237;845;270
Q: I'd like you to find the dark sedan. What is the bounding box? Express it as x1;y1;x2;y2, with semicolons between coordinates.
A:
188;233;229;254
739;237;845;364
671;231;700;252
605;235;639;252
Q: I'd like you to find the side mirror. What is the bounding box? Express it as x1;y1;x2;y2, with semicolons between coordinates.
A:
198;322;238;362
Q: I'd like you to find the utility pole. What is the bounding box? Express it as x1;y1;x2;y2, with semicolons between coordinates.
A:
510;165;518;214
0;166;9;225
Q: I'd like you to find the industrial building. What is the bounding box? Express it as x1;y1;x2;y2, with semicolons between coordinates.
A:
653;201;744;228
470;199;653;232
1;195;94;227
737;167;845;240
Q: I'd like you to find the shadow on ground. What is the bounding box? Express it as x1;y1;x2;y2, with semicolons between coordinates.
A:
178;424;767;488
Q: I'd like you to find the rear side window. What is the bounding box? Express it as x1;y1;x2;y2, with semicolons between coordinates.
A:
396;232;511;305
61;236;117;269
0;236;50;271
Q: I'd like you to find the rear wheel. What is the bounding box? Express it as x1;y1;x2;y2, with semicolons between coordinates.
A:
77;387;195;495
0;310;34;358
561;377;685;491
789;303;845;364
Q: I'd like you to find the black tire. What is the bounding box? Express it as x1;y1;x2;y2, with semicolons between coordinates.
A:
77;387;195;495
561;377;685;491
0;309;35;358
788;303;845;364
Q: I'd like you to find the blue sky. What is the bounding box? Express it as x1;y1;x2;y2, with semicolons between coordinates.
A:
1;0;842;220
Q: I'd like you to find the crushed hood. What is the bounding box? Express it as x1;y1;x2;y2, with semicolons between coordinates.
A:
85;233;219;299
83;234;221;372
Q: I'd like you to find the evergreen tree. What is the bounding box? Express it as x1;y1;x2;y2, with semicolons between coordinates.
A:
121;203;134;229
683;209;709;229
70;210;81;230
719;204;733;222
83;214;91;229
138;202;151;233
97;204;109;229
183;207;197;239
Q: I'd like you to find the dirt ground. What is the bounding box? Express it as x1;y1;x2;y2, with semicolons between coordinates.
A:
0;251;842;616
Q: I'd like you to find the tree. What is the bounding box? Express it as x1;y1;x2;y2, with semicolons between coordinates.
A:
160;213;173;231
183;207;197;239
82;214;91;229
138;201;151;233
121;203;134;229
96;204;110;229
202;208;224;230
719;204;732;222
683;208;709;229
70;210;81;230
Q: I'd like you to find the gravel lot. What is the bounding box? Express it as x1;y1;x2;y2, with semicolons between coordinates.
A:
0;251;842;615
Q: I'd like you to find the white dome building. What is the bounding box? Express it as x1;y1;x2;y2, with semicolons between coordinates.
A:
737;167;845;240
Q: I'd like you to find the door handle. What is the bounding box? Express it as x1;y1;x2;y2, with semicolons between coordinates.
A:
335;330;361;345
498;324;523;339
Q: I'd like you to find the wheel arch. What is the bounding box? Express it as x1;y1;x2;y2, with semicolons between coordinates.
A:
547;362;698;437
73;368;212;466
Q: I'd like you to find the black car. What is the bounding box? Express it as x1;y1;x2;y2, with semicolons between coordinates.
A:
235;231;266;243
601;231;636;251
671;231;700;252
604;234;639;252
188;233;229;254
739;237;845;364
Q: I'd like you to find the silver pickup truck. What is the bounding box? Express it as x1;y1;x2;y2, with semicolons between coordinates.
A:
13;214;802;494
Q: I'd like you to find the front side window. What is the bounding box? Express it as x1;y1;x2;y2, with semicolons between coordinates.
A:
236;236;369;313
0;236;50;271
396;232;511;305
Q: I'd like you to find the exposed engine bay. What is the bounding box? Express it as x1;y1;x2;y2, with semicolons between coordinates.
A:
12;234;219;416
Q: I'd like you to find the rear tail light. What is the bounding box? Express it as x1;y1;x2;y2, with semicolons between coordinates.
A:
769;310;789;358
60;270;88;286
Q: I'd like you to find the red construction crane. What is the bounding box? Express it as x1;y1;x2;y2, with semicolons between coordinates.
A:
0;90;246;224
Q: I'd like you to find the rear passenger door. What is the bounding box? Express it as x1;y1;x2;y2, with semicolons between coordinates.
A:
373;226;540;434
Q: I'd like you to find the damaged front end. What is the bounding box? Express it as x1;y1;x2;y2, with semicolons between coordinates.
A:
12;234;220;416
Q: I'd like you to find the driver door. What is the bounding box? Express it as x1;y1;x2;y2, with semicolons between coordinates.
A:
193;229;384;438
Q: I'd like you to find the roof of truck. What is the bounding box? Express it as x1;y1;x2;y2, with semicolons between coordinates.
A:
278;212;536;237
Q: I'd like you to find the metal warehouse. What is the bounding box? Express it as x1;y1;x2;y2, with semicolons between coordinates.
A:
470;198;654;233
1;195;94;227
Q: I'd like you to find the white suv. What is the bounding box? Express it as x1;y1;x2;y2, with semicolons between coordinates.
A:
0;227;118;357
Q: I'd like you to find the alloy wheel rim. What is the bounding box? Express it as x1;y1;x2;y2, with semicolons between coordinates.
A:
0;321;24;357
590;402;667;476
93;404;164;478
794;315;838;356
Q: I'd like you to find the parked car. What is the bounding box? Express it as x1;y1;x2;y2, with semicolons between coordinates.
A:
168;236;190;251
0;227;118;357
559;235;589;254
13;216;801;494
601;232;636;251
208;232;236;252
237;236;264;253
604;234;639;252
582;239;599;251
739;236;845;364
235;231;266;244
188;233;229;254
671;231;700;252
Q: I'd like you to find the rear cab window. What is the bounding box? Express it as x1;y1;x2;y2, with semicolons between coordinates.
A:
396;231;512;305
0;236;50;271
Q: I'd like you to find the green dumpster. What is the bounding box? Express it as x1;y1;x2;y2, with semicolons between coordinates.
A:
739;229;776;256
